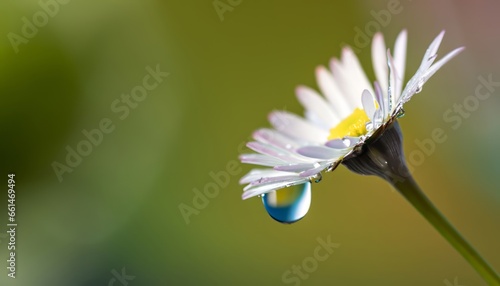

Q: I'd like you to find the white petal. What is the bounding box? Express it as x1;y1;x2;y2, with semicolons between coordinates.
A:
252;128;304;150
244;175;303;191
420;47;465;87
269;111;329;143
240;169;293;184
341;47;375;96
296;86;339;127
316;66;352;119
373;81;387;121
299;162;330;177
242;178;309;200
274;163;320;173
325;136;360;149
393;30;407;97
387;49;401;111
239;154;286;167
249;175;301;186
329;59;360;109
305;110;330;131
399;54;436;103
372;32;388;97
324;139;347;149
330;49;375;110
400;33;463;104
361;89;376;123
297;145;345;160
401;31;445;101
246;141;311;163
423;30;445;66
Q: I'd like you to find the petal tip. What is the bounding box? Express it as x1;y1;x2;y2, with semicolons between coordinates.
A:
315;65;328;75
295;85;307;94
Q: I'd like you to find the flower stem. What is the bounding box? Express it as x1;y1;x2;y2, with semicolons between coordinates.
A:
343;121;500;285
392;176;500;285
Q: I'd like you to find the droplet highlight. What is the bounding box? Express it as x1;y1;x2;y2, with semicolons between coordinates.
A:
313;173;322;183
261;182;311;224
396;108;405;118
365;121;374;132
342;137;351;147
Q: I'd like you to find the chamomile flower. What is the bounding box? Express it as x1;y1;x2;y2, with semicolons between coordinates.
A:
237;31;500;286
239;30;463;222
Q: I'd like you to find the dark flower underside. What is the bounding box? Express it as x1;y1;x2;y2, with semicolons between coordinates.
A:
342;121;500;284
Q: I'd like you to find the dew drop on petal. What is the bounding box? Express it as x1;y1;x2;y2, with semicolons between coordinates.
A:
261;182;311;224
396;108;406;118
365;121;374;132
415;79;424;93
342;137;351;147
313;173;322;183
388;86;393;111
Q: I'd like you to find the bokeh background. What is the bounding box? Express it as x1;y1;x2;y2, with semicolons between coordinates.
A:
0;0;499;285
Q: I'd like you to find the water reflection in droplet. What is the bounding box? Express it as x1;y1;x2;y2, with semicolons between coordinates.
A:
261;182;311;224
313;173;322;183
342;137;351;147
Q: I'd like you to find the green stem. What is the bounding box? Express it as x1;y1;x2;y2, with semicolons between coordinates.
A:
393;177;500;285
343;121;500;284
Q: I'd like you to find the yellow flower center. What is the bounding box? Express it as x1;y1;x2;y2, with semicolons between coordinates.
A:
328;108;370;140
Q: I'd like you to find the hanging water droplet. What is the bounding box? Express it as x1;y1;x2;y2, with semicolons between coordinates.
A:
313;173;322;183
396;108;405;118
261;182;311;224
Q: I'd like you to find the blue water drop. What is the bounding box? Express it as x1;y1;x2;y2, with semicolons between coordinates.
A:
261;182;311;224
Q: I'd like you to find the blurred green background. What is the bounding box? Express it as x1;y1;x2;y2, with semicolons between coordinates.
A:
0;0;499;285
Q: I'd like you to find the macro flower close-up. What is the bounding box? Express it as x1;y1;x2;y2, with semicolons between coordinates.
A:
240;30;462;202
239;30;500;285
2;1;500;286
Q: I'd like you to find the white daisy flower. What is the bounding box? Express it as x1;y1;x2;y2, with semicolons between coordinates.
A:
239;30;463;222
